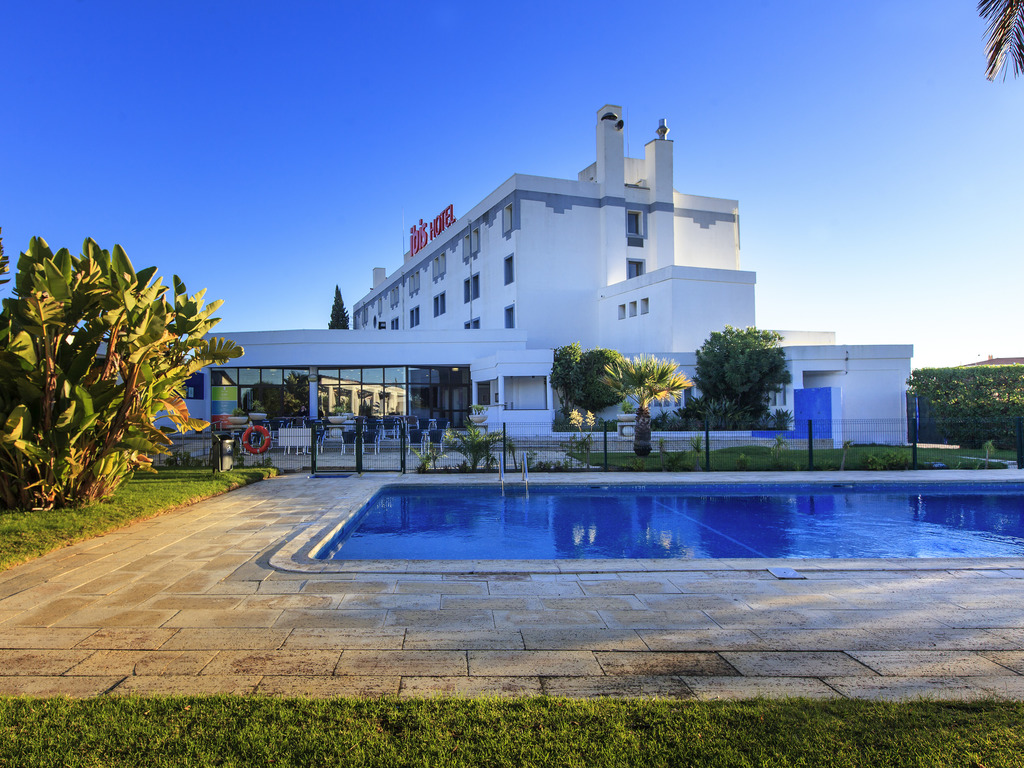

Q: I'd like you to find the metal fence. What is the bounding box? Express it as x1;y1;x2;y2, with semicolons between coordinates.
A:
152;416;1024;474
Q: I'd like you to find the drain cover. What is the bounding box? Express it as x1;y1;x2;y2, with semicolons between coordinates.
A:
767;567;806;580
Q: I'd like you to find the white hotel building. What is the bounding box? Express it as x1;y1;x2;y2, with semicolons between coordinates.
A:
195;105;912;430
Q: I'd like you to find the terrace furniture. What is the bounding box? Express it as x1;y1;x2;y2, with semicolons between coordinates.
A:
279;426;310;454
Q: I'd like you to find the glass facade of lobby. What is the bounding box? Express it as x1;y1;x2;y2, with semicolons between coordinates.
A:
211;366;470;427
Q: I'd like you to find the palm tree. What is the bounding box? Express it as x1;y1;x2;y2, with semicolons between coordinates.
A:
603;356;692;457
979;0;1024;80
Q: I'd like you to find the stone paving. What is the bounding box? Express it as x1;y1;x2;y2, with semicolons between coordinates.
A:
2;471;1024;700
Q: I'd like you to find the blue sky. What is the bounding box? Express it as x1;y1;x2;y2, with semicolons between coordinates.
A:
2;0;1021;368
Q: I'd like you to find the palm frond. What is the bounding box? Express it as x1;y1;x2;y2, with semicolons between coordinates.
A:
980;0;1024;80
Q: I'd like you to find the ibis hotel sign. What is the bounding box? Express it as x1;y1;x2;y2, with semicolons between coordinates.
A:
409;204;455;258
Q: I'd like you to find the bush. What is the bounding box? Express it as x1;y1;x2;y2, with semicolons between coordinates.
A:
908;366;1024;449
0;238;241;509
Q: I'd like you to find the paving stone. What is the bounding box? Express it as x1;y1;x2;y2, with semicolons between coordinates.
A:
335;650;467;677
849;651;1012;677
274;609;387;630
487;581;586;597
404;630;524;650
751;629;886;652
963;675;1024;700
540;597;646;611
302;581;396;594
0;649;94;675
0;675;123;698
284;629;406;650
540;675;694;698
580;580;681;596
440;596;544;611
638;595;748;611
0;627;97;649
202;649;341;676
468;651;602;677
111;674;261;696
396;580;487;595
522;629;647;652
600;610;718;630
4;597;102;627
54;607;181;629
385;610;494;630
683;676;840;700
340;594;441;610
164;609;283;628
823;676;993;701
68;650;216;676
637;629;769;652
857;629;1022;651
720;652;876;677
978;651;1024;674
238;594;333;610
399;675;541;698
160;628;289;651
259;674;401;697
595;651;736;677
76;628;180;650
493;610;604;629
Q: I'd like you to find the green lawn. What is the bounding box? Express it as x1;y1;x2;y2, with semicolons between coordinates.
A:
0;467;276;572
1;696;1022;767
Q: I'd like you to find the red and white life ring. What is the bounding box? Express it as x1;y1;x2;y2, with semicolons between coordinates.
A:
242;424;271;454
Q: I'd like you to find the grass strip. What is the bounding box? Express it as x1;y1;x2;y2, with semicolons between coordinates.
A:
0;467;276;572
1;696;1023;767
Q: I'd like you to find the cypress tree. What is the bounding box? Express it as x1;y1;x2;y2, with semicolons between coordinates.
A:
328;285;350;329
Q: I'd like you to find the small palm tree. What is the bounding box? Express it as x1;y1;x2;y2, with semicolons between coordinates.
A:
603;356;692;457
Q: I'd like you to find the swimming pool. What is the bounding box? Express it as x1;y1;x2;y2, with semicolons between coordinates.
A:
313;483;1024;561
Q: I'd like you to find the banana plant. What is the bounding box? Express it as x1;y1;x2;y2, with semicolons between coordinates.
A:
0;237;242;509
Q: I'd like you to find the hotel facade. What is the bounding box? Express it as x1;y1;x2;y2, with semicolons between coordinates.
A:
193;105;912;431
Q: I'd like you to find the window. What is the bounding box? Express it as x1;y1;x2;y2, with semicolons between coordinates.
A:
627;259;645;279
409;271;420;295
377;297;383;314
617;304;626;320
471;228;480;253
504;255;514;285
640;298;649;314
409;306;420;328
627;211;642;236
390;318;399;329
463;234;471;259
629;301;637;317
770;388;787;407
433;292;446;317
389;287;399;308
463;273;480;303
502;203;513;233
432;254;446;279
465;318;480;329
504;304;515;329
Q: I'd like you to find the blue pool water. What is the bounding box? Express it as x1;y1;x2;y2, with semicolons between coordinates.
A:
315;484;1024;561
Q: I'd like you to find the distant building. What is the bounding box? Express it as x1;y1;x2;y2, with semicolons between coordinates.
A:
963;357;1024;366
193;105;913;430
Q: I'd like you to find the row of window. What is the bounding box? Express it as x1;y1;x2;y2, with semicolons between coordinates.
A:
617;298;650;319
357;201;519;329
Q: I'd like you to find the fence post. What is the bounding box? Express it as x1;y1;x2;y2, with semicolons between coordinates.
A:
603;422;609;472
704;417;711;472
807;419;814;471
1017;417;1023;470
911;416;918;470
355;430;363;474
400;424;406;473
503;423;507;474
310;425;317;475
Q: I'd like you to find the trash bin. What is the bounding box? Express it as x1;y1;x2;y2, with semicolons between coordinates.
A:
211;432;234;472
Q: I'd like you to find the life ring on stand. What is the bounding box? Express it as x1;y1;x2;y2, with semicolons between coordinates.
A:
242;424;271;454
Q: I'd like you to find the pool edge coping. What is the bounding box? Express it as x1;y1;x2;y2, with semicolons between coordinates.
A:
268;470;1024;575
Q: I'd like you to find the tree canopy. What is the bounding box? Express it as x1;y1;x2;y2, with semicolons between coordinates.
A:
551;343;624;416
693;326;791;422
328;285;350;329
0;237;242;509
603;355;692;456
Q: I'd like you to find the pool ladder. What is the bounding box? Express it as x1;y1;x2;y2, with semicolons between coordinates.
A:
498;453;528;495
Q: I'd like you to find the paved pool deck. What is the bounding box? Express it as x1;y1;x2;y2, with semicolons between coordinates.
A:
2;470;1024;701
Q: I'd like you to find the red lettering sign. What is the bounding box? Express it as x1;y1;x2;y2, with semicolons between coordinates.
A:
410;204;455;258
